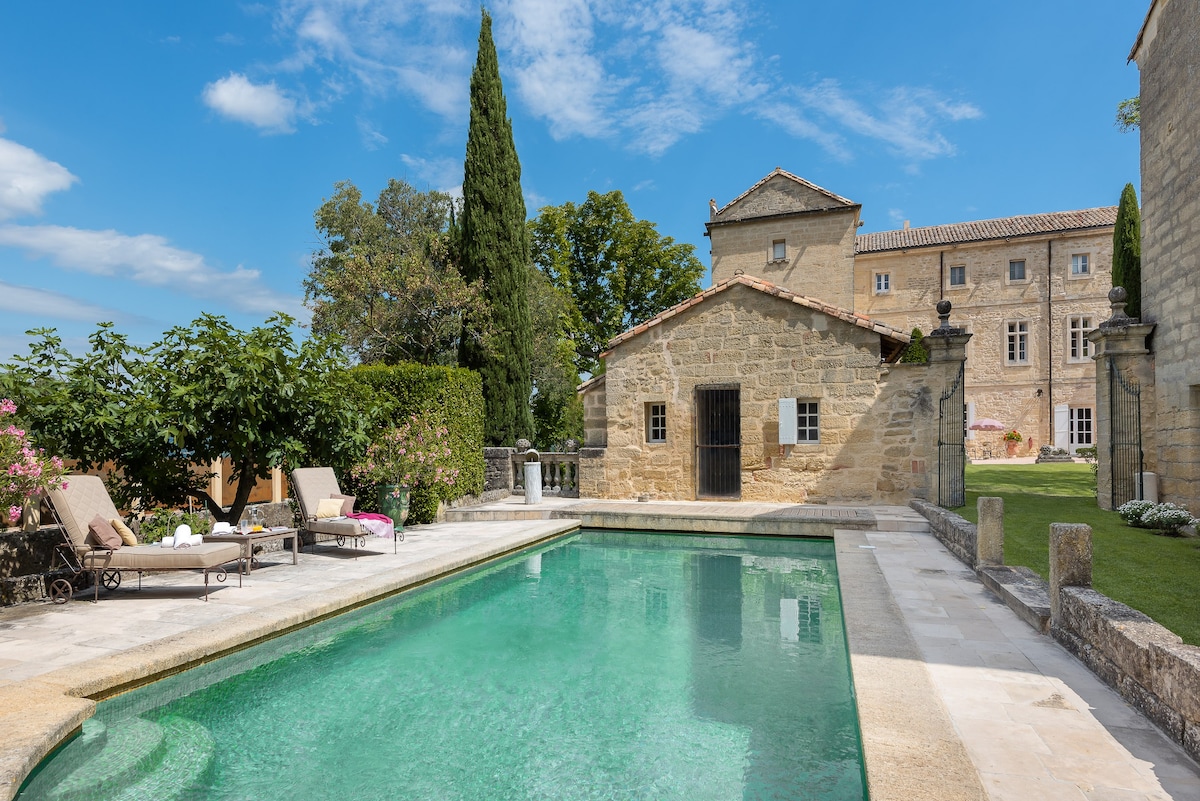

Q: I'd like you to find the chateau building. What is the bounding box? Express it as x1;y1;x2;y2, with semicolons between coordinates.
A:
706;169;1117;458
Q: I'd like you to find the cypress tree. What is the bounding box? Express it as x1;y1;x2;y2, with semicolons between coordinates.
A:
1112;183;1142;319
459;8;534;446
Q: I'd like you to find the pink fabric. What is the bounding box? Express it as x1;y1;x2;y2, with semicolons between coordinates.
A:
347;512;395;538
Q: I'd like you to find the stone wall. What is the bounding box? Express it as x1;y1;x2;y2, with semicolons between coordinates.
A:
1134;0;1200;514
709;207;859;311
856;230;1112;454
578;283;960;503
483;447;516;493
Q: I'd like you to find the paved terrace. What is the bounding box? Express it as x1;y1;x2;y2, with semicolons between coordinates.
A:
1;497;1197;801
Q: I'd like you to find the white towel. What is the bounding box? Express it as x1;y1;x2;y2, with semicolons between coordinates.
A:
161;536;174;548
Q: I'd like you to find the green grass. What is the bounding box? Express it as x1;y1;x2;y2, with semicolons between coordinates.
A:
954;463;1200;645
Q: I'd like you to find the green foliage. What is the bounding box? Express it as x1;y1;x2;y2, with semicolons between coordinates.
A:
1116;96;1140;132
458;8;534;446
898;327;929;363
1;314;366;524
1077;445;1099;489
528;268;583;448
1112;183;1142;320
138;510;210;544
956;463;1200;645
305;178;485;366
529;189;705;376
342;363;484;524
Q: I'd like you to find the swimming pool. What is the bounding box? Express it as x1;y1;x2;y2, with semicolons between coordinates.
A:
19;530;867;800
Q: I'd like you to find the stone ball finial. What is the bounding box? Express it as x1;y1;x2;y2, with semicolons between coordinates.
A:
1109;286;1128;304
515;438;532;452
1101;285;1134;327
936;299;952;315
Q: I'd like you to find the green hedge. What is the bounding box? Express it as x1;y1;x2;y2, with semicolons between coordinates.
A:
339;364;484;524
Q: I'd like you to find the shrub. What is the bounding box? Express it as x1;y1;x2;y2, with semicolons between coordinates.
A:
1117;499;1156;526
138;510;211;544
1003;430;1022;443
899;328;929;363
343;364;484;524
1140;503;1197;536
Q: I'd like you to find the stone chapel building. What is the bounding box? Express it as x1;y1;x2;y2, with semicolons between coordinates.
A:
578;168;1116;503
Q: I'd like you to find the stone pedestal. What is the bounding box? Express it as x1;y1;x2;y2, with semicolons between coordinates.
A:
976;497;1004;566
1050;522;1092;625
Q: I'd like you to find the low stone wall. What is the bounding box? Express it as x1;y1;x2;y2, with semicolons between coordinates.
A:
1054;581;1200;762
483;448;516;493
907;501;1200;764
909;499;977;567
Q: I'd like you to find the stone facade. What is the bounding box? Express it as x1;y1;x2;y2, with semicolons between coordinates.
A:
706;168;1116;458
578;276;967;503
1131;0;1200;513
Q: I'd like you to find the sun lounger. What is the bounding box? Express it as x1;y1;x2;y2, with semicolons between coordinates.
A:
290;467;397;555
47;475;243;602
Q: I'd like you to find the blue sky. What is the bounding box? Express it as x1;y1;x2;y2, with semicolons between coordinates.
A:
0;0;1144;360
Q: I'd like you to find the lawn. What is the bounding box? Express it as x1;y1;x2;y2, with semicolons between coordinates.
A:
953;463;1200;645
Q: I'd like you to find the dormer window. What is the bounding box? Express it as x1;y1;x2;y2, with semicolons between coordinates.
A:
771;240;786;261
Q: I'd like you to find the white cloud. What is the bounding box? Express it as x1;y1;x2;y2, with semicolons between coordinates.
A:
0;138;78;220
203;73;298;133
356;117;388;150
400;154;462;198
0;280;125;322
0;224;301;316
792;80;983;161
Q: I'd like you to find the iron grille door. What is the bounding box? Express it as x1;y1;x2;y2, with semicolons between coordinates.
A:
1109;361;1144;507
938;362;966;508
696;387;741;498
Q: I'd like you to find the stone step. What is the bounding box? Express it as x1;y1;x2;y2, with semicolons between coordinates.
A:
19;719;109;798
109;717;215;801
47;717;166;801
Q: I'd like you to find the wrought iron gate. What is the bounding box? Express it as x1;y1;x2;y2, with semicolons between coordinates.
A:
696;386;741;498
1109;361;1144;508
938;362;966;508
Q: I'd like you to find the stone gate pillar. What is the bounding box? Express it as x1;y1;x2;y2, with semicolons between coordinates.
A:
926;300;972;508
1089;288;1156;510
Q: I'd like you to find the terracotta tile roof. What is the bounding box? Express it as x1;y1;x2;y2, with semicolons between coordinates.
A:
855;206;1118;254
709;167;857;225
602;274;911;356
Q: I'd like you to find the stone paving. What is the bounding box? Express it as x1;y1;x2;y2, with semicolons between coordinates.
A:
0;500;1197;801
866;516;1200;801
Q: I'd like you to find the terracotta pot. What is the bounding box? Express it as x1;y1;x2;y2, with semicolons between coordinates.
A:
1005;440;1019;457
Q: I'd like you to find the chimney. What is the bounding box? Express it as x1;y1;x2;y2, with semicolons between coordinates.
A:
903;220;910;230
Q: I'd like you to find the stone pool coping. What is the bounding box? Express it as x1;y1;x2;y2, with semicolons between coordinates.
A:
2;509;979;801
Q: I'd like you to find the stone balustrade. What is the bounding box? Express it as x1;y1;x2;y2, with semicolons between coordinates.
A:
511;452;579;498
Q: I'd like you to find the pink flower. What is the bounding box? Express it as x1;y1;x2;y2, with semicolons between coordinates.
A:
0;399;16;415
6;505;20;523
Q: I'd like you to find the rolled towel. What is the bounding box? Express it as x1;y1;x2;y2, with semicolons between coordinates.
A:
187;532;204;546
161;536;175;548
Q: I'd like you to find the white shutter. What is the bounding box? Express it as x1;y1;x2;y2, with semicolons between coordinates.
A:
778;398;798;445
966;401;976;440
1053;404;1070;450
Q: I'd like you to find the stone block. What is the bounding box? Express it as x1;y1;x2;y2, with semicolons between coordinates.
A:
1049;523;1092;624
975;496;1004;566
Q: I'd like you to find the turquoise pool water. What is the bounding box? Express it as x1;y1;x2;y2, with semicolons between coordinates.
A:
20;531;867;801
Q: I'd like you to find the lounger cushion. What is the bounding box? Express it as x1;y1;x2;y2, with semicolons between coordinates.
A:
305;518;364;537
111;518;138;546
332;493;356;516
80;543;241;570
48;475;122;549
315;498;344;519
87;515;123;549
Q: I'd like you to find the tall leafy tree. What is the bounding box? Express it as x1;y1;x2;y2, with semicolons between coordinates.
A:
459;7;534;446
1112;183;1142;319
2;315;366;523
305;179;483;366
1116;96;1140;132
530;190;705;376
527;269;584;448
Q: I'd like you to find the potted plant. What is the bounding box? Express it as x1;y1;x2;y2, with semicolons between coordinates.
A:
1002;430;1022;456
1;398;69;531
351;415;459;532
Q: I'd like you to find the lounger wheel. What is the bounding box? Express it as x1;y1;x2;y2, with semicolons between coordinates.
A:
101;569;122;590
49;578;73;604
